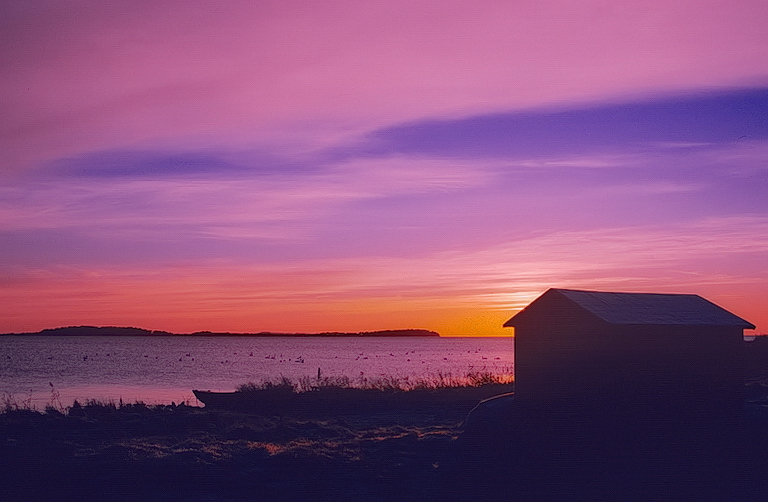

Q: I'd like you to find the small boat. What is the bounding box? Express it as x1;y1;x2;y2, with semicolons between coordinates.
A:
193;389;249;408
192;387;297;410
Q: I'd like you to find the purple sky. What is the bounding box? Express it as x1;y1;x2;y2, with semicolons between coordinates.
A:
1;1;767;335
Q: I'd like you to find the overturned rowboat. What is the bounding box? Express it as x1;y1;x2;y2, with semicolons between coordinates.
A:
192;389;245;408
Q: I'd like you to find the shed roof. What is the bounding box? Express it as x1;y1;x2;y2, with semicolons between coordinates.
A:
505;288;755;328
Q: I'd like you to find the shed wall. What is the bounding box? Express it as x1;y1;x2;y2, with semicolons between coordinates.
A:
512;290;611;404
513;293;745;420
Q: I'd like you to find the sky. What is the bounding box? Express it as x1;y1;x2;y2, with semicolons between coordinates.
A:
1;0;767;335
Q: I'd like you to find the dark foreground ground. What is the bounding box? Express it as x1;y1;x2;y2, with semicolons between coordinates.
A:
1;383;503;502
4;378;768;501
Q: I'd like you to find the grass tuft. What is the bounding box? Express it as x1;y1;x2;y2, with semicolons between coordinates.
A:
234;369;514;395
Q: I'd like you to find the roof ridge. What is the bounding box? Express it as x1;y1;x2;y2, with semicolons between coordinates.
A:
552;287;700;297
505;288;755;329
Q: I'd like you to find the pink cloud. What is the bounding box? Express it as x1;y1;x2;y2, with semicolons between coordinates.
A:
3;1;768;173
2;216;766;335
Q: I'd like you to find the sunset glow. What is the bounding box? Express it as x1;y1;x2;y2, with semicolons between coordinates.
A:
2;1;767;335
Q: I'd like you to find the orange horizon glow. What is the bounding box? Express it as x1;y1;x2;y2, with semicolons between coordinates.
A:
1;261;763;336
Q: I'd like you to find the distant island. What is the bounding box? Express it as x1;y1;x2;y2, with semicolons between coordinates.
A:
1;326;440;337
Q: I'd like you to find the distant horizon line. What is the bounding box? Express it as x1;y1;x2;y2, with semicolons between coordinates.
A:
1;325;453;338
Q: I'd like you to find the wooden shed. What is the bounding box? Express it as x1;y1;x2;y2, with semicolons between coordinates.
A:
504;288;755;419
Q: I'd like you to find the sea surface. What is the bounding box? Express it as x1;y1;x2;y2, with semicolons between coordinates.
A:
0;336;514;408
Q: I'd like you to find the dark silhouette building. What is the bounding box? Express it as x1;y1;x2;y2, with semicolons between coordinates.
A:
504;288;755;419
450;289;760;501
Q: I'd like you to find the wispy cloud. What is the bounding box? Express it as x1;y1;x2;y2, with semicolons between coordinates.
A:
362;89;768;159
5;216;766;332
0;153;498;258
3;89;767;279
2;2;768;336
4;2;768;175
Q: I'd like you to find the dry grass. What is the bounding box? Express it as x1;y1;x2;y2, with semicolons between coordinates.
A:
204;372;516;419
236;370;513;393
0;380;491;502
5;369;768;501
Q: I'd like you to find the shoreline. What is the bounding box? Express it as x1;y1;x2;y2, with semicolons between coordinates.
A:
3;337;768;500
4;379;768;501
1;382;506;502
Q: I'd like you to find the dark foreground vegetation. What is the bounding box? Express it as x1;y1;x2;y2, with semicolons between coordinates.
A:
4;338;768;502
1;376;511;502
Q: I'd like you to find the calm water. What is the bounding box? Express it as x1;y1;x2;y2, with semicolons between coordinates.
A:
0;336;514;408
